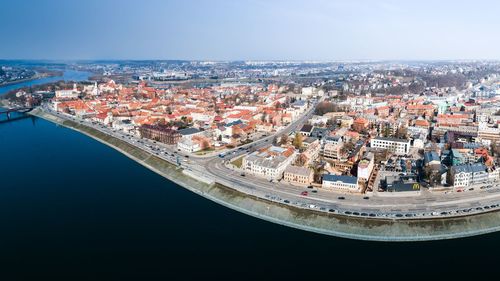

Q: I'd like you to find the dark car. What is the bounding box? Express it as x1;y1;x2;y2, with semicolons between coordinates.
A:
338;196;345;200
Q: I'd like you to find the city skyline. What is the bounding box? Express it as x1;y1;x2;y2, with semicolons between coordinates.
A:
2;0;500;61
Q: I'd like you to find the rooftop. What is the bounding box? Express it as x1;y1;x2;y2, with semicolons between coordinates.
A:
322;174;358;185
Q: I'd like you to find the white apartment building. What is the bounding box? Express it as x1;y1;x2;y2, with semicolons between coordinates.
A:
450;163;488;189
242;146;297;181
370;137;410;155
323;142;342;160
177;138;201;153
322;174;359;192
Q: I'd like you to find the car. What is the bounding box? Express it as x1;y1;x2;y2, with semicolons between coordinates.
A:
311;190;318;193
300;191;308;196
338;196;345;200
328;209;335;213
307;185;313;189
363;196;369;200
284;200;290;204
240;174;245;177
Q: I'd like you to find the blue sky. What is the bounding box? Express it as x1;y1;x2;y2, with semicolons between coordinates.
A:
1;0;499;60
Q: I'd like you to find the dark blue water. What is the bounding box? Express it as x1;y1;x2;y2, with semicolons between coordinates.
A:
0;75;497;280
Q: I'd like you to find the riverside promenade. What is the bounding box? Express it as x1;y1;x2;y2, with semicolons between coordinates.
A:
29;107;500;241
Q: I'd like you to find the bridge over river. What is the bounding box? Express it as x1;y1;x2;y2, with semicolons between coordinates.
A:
0;106;34;124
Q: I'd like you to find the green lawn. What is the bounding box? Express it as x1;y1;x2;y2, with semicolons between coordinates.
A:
194;147;215;155
231;156;244;168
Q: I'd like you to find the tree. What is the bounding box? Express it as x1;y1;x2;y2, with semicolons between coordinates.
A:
491;142;500;156
382;126;391;137
423;166;441;186
279;134;289;146
295;154;307;166
260;112;267;122
310;164;324;183
395;126;408;139
293;132;303;149
340;140;355;155
326;117;337;127
200;139;211;151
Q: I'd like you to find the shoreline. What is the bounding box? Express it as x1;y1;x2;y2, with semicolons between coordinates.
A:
28;107;500;242
0;72;61;88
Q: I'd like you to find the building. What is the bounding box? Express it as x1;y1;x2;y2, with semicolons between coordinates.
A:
478;123;500;144
299;140;321;165
352;117;368;132
322;174;359;192
406;104;434;117
291;100;308;112
242;146;296;181
449;163;488;189
178;127;203;139
370;137;410;155
384;174;421;193
139;124;181;144
299;124;314;136
423;151;441;166
323;142;342;160
357;152;374;182
55;84;80;99
283;165;314;186
177;138;201;153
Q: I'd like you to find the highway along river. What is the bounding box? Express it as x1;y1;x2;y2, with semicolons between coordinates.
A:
0;72;499;279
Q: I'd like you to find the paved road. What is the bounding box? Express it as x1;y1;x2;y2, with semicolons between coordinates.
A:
38;103;500;220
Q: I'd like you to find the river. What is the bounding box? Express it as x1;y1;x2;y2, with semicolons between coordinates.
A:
0;71;497;279
0;70;91;95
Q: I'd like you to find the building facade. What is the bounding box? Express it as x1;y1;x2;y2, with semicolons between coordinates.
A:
322;174;359;192
139;124;181;144
283;165;314;186
242;146;296;181
370;137;410;155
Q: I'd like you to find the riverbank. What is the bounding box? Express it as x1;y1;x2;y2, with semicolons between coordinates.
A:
0;71;62;88
29;107;500;241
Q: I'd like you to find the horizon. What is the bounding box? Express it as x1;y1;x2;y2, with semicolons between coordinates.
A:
2;0;500;61
2;59;500;63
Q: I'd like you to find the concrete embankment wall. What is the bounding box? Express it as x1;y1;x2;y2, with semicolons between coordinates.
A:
29;108;500;242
